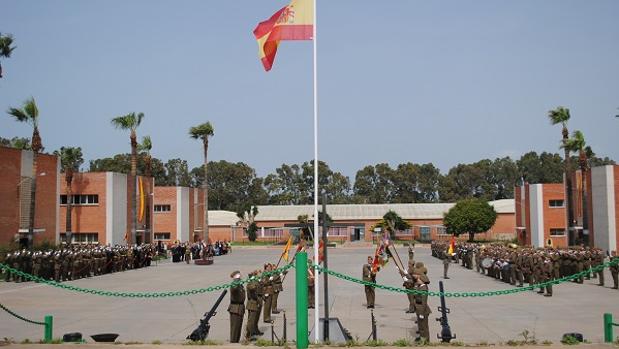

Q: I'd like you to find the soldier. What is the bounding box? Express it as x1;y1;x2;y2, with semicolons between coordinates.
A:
593;249;605;286
403;270;415;314
4;253;14;282
228;270;245;343
442;250;450;279
362;256;376;309
32;252;42;278
541;257;553;297
610;251;619;290
53;252;62;282
413;274;431;342
185;244;191;264
262;264;274;324
245;270;263;340
408;244;415;261
271;266;285;314
308;259;315;309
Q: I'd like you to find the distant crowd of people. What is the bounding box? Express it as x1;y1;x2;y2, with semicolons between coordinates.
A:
2;243;156;283
166;240;231;263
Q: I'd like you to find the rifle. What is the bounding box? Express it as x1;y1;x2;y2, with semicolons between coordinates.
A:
187;289;228;342
435;281;456;343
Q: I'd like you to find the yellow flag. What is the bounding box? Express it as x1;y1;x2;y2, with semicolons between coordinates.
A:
282;237;293;262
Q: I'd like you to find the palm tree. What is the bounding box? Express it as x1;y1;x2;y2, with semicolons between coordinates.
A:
0;32;16;78
111;112;144;244
548;106;575;243
54;147;84;245
7;97;41;248
562;130;589;246
189;122;214;242
138;136;152;243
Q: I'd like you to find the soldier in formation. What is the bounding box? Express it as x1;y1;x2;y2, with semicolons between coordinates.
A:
431;240;616;296
227;270;245;343
362;256;377;309
2;243;155;283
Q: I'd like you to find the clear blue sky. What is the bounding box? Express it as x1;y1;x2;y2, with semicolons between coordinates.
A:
1;0;617;177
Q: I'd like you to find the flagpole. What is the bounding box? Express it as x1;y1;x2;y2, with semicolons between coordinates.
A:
312;0;320;343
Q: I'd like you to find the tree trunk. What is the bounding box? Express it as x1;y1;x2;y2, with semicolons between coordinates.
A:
562;125;575;245
28;127;42;249
145;156;152;243
65;171;73;245
579;150;589;246
468;232;475;242
203;140;209;243
130;131;137;245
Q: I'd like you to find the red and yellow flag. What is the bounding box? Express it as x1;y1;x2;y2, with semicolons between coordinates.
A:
448;235;456;255
253;0;314;71
282;236;293;262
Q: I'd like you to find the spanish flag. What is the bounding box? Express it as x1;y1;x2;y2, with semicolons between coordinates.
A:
253;0;314;71
448;235;456;256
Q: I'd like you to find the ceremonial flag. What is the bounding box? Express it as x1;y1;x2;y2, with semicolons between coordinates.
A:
318;239;324;263
448;235;456;255
282;236;293;262
138;177;145;222
253;0;314;71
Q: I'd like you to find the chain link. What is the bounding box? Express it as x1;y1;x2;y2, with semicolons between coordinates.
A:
0;302;46;326
0;263;293;298
311;259;619;297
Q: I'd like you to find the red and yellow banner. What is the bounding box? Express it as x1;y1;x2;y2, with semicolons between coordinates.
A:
253;0;313;71
138;177;145;222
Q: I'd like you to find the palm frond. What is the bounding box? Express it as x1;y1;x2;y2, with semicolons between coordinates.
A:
547;106;570;126
138;135;152;153
189;122;215;140
54;146;84;172
0;33;16;58
7;97;38;126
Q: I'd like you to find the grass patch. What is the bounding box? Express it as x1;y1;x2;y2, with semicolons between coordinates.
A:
542;340;553;346
393;338;413;347
364;340;388;347
123;341;143;345
561;335;581;345
254;338;275;347
152;340;163;345
232;241;278;246
20;339;32;344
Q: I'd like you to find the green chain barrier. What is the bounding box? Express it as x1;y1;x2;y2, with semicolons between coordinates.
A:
0;302;46;325
0;263;293;298
311;259;619;297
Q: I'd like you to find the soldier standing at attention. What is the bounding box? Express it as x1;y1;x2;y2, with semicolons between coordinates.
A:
442;250;450;279
262;264;274;324
413;274;431;342
362;256;376;309
403;270;415;314
185;244;191;264
271;265;284;314
408;244;415;261
610;251;619;290
228;270;245;343
245;270;263;340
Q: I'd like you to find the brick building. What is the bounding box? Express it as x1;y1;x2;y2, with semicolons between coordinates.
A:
59;172;154;245
243;199;515;243
0;146;60;246
515;164;619;252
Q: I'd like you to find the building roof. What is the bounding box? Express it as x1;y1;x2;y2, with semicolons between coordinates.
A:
208;210;239;226
255;199;514;222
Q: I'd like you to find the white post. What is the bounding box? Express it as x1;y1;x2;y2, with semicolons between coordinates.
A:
313;0;320;342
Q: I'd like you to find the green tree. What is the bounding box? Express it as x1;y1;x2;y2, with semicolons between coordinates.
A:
264;163;305;205
138;136;153;242
164;158;192;187
193;160;268;212
53;146;84;244
516;151;564;183
353;163;395;203
0;32;16;78
443;198;497;242
189;121;214;242
237;206;259;242
548;106;574;234
373;210;411;239
7;97;42;247
301;160;351;204
0;136;31;149
89;153;167;185
111;112;144;244
563;130;590;245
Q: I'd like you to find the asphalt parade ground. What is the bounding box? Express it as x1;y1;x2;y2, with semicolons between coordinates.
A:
1;245;618;344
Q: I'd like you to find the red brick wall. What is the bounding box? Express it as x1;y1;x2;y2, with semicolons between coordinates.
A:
0;147;22;245
59;172;107;244
153;187;178;242
615;166;619;253
542;184;568;248
0;147;58;246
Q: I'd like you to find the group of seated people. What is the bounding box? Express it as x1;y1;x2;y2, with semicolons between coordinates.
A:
166;240;231;263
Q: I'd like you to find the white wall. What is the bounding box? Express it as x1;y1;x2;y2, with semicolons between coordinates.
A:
177;187;189;242
591;166;617;253
529;184;544;248
106;172;127;245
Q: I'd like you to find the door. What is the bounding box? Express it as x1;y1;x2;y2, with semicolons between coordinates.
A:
420;226;431;242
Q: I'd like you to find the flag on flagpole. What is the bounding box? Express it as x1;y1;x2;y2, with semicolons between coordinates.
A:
138;177;145;222
253;0;314;71
282;236;293;262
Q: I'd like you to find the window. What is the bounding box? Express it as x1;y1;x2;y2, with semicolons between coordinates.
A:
154;204;171;212
550;229;566;236
437;226;449;236
60;232;99;243
154;232;171;240
60;194;99;205
549;200;564;208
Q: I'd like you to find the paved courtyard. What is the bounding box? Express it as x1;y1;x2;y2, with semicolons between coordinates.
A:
1;245;618;344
